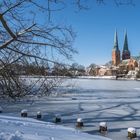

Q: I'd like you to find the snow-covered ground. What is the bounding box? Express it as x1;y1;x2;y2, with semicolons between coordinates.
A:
0;115;111;140
1;79;140;140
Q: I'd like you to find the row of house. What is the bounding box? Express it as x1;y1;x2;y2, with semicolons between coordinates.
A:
86;58;140;77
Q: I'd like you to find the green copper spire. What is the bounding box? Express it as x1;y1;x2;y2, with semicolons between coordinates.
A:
113;30;119;51
123;31;129;51
122;31;130;60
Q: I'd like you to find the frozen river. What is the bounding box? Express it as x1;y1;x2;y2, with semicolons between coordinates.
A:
2;79;140;140
54;79;140;140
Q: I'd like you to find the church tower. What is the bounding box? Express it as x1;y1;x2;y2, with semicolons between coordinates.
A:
122;31;130;60
112;30;120;66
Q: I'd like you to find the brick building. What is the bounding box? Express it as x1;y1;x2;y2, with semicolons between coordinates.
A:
111;30;139;76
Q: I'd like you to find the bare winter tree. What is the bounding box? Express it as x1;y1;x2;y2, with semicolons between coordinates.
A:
0;0;135;100
0;0;78;100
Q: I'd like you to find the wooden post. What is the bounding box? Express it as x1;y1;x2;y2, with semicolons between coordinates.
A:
0;106;3;113
54;114;61;123
76;118;84;128
128;127;137;139
37;111;42;119
21;109;28;117
99;122;107;133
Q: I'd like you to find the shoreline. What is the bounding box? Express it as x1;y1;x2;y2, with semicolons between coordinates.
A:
76;76;140;81
18;75;140;81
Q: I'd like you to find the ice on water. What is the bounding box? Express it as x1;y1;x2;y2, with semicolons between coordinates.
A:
1;79;140;140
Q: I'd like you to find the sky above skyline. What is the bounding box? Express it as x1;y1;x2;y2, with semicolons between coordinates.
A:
49;0;140;67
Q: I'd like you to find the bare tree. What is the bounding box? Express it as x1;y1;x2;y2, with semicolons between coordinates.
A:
0;0;78;100
0;0;135;100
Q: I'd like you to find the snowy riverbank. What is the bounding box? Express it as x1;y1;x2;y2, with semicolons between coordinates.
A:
77;76;116;79
77;76;140;81
18;75;140;81
0;115;111;140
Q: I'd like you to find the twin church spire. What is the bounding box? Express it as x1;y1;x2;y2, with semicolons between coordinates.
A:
123;32;129;51
112;30;130;66
113;30;119;51
122;31;131;60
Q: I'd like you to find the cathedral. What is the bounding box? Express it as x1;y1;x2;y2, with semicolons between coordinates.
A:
112;30;131;66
